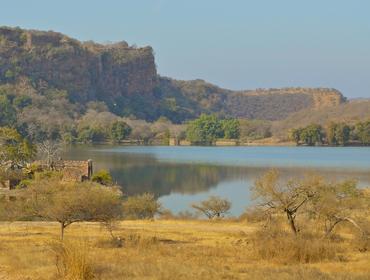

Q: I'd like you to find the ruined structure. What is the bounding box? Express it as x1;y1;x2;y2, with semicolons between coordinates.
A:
58;160;93;182
0;160;93;195
32;159;94;183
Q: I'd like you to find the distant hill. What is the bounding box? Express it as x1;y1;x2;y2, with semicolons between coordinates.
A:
272;99;370;138
158;78;345;121
0;26;346;123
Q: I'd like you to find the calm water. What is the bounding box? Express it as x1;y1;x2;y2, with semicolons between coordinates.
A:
63;146;370;216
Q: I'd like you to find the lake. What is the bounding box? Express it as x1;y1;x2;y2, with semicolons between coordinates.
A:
63;146;370;216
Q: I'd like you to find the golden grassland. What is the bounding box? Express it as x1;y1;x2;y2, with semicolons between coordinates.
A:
0;220;370;280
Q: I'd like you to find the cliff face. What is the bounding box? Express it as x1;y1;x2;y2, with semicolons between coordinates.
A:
0;27;157;106
0;27;345;122
158;78;346;121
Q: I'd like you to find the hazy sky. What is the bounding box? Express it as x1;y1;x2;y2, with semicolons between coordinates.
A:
1;0;370;98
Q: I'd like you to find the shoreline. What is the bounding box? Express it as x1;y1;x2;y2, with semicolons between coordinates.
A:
68;141;370;148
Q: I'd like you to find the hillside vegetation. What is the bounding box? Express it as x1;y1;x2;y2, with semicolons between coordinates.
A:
0;26;346;125
272;100;370;138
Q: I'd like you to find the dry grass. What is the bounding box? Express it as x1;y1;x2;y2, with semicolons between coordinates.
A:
0;220;369;279
49;240;95;280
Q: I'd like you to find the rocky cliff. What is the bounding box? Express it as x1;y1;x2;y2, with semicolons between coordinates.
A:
0;26;346;122
0;27;157;107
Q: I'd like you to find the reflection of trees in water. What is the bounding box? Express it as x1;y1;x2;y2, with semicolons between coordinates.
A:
63;146;370;198
111;164;236;196
111;164;370;197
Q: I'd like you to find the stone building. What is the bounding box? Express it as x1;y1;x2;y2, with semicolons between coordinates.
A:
54;160;93;182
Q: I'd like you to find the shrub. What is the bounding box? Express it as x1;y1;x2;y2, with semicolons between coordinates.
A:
91;169;113;186
123;193;161;219
239;206;269;223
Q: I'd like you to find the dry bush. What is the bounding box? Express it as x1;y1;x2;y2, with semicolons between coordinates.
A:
157;208;176;220
123;193;161;219
239;206;270;223
50;240;95;280
352;234;370;253
123;233;159;248
159;209;199;220
250;227;344;264
351;222;370;252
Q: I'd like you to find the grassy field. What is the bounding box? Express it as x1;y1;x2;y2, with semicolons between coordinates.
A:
0;220;369;279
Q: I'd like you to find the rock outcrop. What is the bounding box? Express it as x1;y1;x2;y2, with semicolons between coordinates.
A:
0;27;157;105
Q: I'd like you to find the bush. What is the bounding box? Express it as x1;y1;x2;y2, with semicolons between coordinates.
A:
91;169;113;186
123;193;161;219
239;207;269;223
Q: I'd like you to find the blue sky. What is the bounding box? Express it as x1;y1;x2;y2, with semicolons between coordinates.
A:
1;0;370;98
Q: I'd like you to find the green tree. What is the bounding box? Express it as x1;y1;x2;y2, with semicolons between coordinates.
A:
289;128;302;145
326;122;337;145
0;95;16;127
186;114;223;145
13;95;32;109
221;119;240;139
334;123;351;146
110;121;131;142
0;127;36;167
77;127;107;143
300;124;324;146
354;121;370;145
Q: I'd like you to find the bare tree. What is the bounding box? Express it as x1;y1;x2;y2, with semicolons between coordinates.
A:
253;170;369;238
308;179;368;237
252;170;316;235
192;196;231;219
37;139;62;169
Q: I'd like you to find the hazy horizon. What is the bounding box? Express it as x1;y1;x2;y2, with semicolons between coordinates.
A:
1;0;370;98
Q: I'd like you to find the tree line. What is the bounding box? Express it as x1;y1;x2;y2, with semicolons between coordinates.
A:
290;121;370;146
185;114;240;145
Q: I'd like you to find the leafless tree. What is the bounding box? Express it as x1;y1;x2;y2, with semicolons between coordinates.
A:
192;196;231;219
252;170;316;235
37;140;62;169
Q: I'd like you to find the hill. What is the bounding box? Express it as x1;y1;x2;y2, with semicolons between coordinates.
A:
0;26;346;124
159;78;345;121
272;99;370;138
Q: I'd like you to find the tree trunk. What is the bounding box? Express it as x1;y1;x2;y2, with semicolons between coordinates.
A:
286;211;298;235
60;222;65;241
324;219;341;237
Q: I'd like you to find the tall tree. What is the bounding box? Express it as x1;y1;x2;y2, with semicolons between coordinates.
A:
221;119;240;139
0;127;36;168
186;114;223;144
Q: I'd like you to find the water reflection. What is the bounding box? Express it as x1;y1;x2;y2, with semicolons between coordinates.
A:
63;145;370;215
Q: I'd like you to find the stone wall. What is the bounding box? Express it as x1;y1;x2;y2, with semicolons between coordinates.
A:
59;160;93;182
